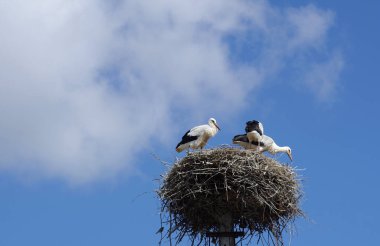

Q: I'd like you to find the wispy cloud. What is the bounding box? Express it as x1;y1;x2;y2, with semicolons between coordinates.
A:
305;51;344;101
0;0;343;184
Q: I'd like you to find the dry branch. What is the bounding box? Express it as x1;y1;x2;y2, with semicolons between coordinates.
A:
157;146;303;245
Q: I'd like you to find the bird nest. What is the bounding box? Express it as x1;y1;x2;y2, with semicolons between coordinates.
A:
157;147;303;245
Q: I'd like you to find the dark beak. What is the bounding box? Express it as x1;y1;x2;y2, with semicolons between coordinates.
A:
287;152;293;161
215;123;221;131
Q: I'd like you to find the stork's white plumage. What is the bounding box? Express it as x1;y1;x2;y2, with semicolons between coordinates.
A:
232;134;293;161
245;120;264;144
176;118;220;153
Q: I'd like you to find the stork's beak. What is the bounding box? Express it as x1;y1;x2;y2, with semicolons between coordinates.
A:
287;152;293;161
215;123;221;131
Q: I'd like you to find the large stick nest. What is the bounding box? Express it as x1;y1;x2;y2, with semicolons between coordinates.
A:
158;147;303;245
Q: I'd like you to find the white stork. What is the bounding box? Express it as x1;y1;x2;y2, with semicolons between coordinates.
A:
176;118;220;153
245;120;264;145
232;134;293;161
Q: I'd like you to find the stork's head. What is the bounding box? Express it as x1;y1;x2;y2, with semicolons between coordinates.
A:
285;147;293;161
208;118;220;130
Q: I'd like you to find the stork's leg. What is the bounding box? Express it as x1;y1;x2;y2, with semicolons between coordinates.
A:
250;141;256;152
257;136;262;153
256;136;262;153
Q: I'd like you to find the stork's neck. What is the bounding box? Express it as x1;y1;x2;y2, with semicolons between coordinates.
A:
209;124;219;136
270;143;288;154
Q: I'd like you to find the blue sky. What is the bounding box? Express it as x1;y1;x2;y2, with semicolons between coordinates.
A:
0;0;379;245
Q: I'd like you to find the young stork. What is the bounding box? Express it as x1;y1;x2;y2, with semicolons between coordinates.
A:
245;120;264;146
176;118;220;153
232;134;293;161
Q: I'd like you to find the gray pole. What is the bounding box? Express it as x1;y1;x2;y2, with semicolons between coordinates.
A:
218;213;235;246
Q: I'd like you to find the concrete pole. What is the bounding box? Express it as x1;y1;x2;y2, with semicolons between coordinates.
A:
218;213;235;246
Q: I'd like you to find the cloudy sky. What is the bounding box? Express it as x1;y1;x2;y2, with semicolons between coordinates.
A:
0;0;379;245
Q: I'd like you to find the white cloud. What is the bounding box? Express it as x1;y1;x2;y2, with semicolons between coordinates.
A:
305;52;344;101
0;0;343;184
286;5;334;49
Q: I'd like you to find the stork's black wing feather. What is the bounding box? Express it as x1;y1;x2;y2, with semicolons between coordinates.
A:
233;134;264;146
245;120;263;135
176;130;199;149
232;134;249;143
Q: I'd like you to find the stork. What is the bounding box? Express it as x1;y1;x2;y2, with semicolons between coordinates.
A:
245;120;264;146
232;134;293;161
176;118;220;153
